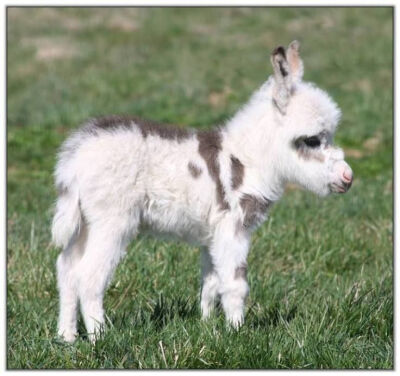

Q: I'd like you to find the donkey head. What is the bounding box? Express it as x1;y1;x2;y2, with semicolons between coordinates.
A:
269;41;353;196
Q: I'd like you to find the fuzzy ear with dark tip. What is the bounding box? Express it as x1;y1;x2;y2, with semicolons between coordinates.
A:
271;46;291;114
286;40;304;83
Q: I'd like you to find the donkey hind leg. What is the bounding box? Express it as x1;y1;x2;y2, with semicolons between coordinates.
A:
57;225;88;343
200;248;219;319
76;217;138;343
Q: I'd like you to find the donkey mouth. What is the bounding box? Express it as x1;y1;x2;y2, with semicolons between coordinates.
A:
329;182;350;194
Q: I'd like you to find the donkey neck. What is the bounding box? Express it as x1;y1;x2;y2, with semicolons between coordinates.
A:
222;87;285;202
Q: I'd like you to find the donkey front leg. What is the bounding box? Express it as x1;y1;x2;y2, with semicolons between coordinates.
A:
210;222;250;328
200;248;220;319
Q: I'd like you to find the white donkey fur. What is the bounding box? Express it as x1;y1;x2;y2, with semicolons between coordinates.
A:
52;41;353;343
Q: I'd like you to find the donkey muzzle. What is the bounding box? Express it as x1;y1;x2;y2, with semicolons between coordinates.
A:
330;162;353;194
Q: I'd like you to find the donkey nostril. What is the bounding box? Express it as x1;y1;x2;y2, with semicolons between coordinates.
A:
342;170;353;183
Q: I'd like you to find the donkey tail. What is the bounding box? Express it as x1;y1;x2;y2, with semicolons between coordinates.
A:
51;183;82;249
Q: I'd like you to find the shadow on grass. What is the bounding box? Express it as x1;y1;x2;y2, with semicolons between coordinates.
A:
72;296;299;342
247;303;298;330
150;295;198;329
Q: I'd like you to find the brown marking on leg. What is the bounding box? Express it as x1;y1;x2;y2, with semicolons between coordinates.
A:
234;264;247;280
188;162;202;178
197;130;230;210
230;155;244;190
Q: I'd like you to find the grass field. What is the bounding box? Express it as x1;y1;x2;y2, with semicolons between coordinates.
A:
7;7;393;369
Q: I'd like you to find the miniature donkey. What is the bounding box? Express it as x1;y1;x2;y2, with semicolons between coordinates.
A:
52;41;353;343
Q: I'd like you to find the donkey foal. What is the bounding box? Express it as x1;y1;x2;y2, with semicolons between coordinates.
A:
52;41;353;343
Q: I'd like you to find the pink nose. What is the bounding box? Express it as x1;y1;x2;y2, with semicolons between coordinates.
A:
341;167;353;191
342;168;353;184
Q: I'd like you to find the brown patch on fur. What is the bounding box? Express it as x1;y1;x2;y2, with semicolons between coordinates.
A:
240;194;271;228
136;117;191;141
188;162;202;178
235;220;244;236
272;46;288;77
197;130;230;211
278;61;288;77
273;46;286;59
234;264;247;280
90;115;191;141
90;115;132;131
297;148;325;162
56;182;68;196
230;155;244;189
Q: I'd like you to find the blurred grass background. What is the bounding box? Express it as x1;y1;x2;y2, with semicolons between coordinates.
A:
7;7;393;369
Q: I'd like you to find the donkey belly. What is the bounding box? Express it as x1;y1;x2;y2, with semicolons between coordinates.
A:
140;197;212;246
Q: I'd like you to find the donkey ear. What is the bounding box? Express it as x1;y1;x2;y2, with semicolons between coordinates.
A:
271;46;291;114
286;40;304;83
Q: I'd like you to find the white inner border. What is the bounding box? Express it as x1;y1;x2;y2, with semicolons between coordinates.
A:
1;1;396;374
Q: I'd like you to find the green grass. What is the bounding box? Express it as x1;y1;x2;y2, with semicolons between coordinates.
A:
7;7;393;369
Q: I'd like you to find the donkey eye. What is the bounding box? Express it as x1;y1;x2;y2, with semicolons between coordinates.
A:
304;136;321;148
